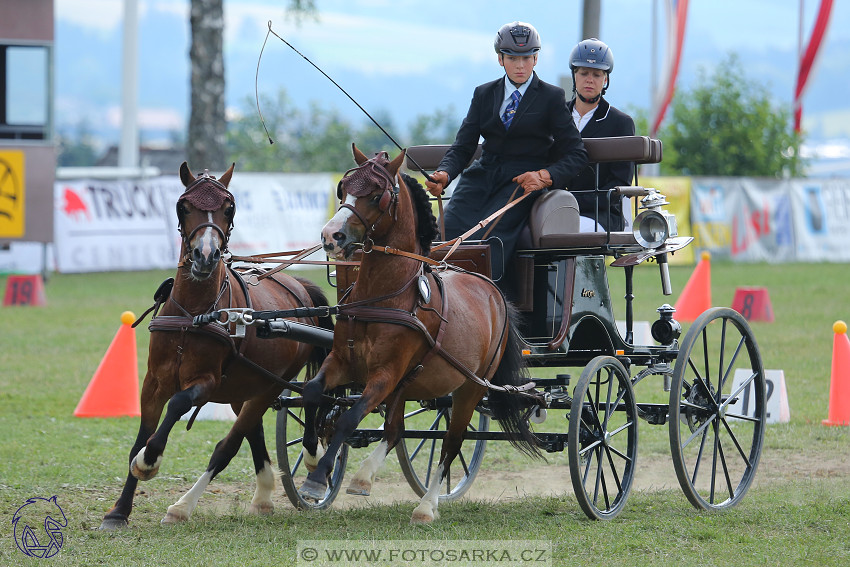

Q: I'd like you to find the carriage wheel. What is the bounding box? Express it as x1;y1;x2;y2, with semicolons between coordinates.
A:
275;389;349;510
395;402;489;502
669;307;766;511
568;356;638;520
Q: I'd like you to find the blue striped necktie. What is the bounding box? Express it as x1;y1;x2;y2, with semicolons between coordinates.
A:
502;90;521;129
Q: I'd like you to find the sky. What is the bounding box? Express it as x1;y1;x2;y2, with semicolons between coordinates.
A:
52;0;850;162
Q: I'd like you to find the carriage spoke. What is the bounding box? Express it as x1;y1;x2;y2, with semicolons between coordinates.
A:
403;407;429;419
603;446;623;491
716;434;735;501
718;336;746;394
710;420;721;503
681;411;716;449
691;423;710;486
407;437;427;462
720;415;753;466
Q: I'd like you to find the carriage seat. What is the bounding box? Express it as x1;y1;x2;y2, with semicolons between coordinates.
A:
524;136;662;250
405;136;662;250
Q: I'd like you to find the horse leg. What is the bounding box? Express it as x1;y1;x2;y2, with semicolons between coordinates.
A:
100;374;167;530
300;366;331;472
347;387;407;496
299;374;395;501
100;423;155;529
411;382;485;524
245;421;277;516
131;383;204;481
162;402;270;524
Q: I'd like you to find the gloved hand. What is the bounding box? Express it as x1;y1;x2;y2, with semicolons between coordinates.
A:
424;171;450;196
513;169;553;194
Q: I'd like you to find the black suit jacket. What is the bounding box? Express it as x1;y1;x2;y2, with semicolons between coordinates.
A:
567;96;635;231
438;73;587;189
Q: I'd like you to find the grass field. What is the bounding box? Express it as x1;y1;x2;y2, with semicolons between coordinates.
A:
1;262;849;566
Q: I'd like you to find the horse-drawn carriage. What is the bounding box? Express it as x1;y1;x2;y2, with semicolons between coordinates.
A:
100;136;766;529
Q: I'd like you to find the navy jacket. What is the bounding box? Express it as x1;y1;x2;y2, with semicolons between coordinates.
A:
567;96;635;231
438;73;587;188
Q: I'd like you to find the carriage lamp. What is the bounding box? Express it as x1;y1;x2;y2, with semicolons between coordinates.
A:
651;303;682;345
632;190;678;249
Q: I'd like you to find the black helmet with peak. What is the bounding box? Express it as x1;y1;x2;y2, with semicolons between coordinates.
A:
494;22;541;56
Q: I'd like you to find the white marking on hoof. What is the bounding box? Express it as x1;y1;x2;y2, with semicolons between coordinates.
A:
302;443;325;473
346;440;387;496
411;463;444;524
161;506;189;525
130;447;162;481
249;463;276;515
346;477;372;496
161;470;213;525
410;503;439;524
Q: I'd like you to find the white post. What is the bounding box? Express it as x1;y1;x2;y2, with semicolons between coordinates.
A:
119;0;139;168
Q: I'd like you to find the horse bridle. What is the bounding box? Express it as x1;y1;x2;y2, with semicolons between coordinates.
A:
177;175;236;261
336;154;399;245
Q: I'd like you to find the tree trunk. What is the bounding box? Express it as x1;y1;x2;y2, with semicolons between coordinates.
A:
188;0;226;170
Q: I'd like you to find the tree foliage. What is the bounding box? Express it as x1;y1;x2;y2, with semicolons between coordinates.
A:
659;55;805;177
227;89;462;172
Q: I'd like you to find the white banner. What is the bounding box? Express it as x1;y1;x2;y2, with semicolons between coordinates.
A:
691;177;850;262
54;177;183;273
51;174;334;273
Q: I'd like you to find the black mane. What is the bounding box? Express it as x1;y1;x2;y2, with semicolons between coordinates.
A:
401;173;439;255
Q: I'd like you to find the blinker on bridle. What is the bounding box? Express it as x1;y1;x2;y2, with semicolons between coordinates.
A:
177;173;236;253
336;153;400;241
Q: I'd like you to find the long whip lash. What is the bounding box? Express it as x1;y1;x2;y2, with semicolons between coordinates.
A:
256;21;434;181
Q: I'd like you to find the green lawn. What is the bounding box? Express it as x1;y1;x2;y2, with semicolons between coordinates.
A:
1;262;848;566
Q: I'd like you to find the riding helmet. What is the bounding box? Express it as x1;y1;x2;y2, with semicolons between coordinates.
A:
569;38;614;73
494;22;542;55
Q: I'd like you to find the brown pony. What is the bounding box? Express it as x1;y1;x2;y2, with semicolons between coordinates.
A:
100;162;332;529
299;146;541;523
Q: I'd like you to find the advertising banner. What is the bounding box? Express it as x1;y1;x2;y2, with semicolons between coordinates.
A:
52;174;334;273
690;177;850;262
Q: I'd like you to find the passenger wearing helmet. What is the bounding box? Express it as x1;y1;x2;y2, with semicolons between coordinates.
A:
425;21;586;298
567;38;636;232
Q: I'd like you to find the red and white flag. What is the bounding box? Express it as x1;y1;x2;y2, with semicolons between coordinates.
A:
651;0;689;137
794;0;834;133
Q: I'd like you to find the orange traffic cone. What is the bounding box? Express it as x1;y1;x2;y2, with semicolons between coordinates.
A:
74;311;141;418
823;320;850;426
673;251;712;322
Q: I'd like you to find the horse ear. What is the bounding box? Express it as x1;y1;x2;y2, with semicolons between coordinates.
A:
388;150;406;176
352;143;369;165
179;162;195;187
219;163;236;187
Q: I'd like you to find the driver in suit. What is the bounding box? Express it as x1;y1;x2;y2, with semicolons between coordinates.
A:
424;21;587;299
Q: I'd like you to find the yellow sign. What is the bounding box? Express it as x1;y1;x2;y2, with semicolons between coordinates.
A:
0;150;26;238
642;176;694;265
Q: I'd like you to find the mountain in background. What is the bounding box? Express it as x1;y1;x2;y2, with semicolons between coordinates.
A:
54;8;850;160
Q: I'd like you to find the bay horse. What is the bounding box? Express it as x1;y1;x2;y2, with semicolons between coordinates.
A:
100;162;333;529
299;146;541;523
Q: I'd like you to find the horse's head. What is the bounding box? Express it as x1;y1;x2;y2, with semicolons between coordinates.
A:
322;145;406;259
177;162;236;280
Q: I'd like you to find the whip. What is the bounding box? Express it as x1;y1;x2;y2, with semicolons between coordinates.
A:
255;21;435;182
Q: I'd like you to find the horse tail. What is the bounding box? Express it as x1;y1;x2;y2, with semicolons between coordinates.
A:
487;302;545;460
296;277;334;378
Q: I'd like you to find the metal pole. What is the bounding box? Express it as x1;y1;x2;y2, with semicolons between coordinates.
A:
119;0;139;168
582;0;601;40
